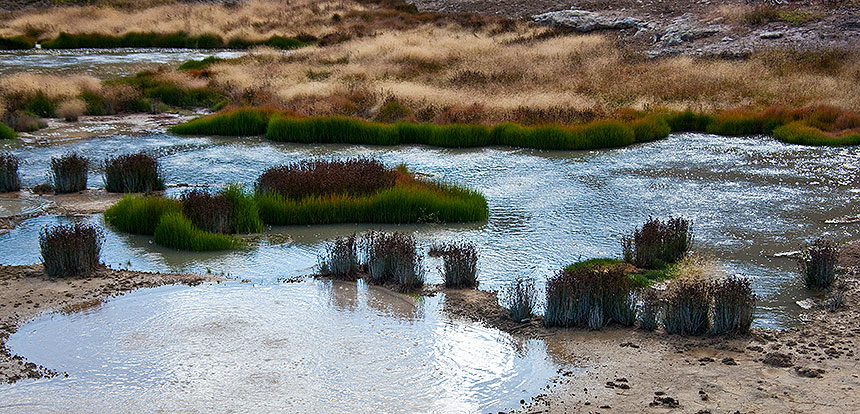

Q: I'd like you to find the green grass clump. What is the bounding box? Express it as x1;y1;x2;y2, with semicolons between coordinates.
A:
266;115;399;144
0;36;35;50
0;123;15;140
663;111;714;132
773;121;860;146
255;183;488;225
221;184;264;233
104;195;182;235
705;111;767;136
113;71;224;110
564;258;623;273
169;107;274;136
631;115;671;143
41;32;224;49
153;212;242;251
178;56;225;71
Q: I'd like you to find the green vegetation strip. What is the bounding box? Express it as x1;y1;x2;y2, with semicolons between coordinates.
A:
171;105;860;149
104;178;487;251
27;32;310;50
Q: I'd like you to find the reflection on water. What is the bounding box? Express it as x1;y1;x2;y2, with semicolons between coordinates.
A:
0;49;244;79
2;281;558;413
2;133;860;327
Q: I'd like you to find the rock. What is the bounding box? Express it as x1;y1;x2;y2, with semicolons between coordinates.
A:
794;367;825;378
796;298;816;310
722;357;738;366
650;396;680;408
660;13;725;47
533;9;642;32
760;31;785;39
763;352;794;368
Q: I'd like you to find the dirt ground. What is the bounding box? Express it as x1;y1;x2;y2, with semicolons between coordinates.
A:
0;264;222;383
440;249;860;413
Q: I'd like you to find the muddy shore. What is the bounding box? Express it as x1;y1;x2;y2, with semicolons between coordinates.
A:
438;253;860;413
0;264;222;383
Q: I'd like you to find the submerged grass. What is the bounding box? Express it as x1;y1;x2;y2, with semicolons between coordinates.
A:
0;123;15;140
153;211;242;251
318;234;360;279
428;241;479;288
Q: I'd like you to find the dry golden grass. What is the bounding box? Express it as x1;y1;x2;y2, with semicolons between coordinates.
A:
0;73;101;101
196;25;860;124
1;1;858;126
2;0;375;40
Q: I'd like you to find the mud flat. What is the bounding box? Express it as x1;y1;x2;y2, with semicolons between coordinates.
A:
435;251;860;413
0;264;221;383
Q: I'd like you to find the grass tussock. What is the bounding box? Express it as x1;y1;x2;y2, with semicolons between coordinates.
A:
103;152;164;193
798;238;839;289
0;153;21;192
51;153;89;194
0;36;35;50
663;280;712;336
318;234;360;279
104;195;181;235
38;31;308;50
364;231;424;291
428;241;479;288
544;265;636;329
711;277;755;336
623;216;692;270
153;211;242;251
503;277;536;322
39;222;103;278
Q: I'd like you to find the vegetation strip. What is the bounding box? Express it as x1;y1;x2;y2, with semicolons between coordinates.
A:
0;32;309;50
170;105;860;149
104;161;488;251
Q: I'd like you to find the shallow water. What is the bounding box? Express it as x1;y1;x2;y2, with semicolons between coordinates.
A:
2;132;860;327
2;281;560;413
0;49;244;79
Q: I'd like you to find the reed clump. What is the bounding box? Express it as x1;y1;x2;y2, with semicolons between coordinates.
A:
364;231;424;291
104;152;164;193
256;159;396;200
153;211;242;251
428;241;479;288
503;277;536;323
50;153;89;194
0;153;21;192
663;280;712;336
39;222;103;278
318;234;360;279
180;189;233;234
168;107;277;136
622;216;692;270
711;277;755;336
798;238;839;289
544;265;636;329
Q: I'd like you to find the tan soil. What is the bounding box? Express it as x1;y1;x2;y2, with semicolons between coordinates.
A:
0;264;222;383
437;248;860;413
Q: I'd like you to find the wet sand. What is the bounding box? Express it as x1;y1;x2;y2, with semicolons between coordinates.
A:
440;256;860;413
0;264;222;383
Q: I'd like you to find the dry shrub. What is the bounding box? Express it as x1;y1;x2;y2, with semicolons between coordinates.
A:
57;99;86;122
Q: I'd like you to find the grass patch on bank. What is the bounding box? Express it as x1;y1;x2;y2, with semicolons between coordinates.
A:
39;32;310;50
104;195;182;235
0;36;35;50
173;104;860;149
0;123;15;140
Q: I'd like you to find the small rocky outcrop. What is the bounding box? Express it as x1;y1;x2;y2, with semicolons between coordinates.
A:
532;9;642;32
